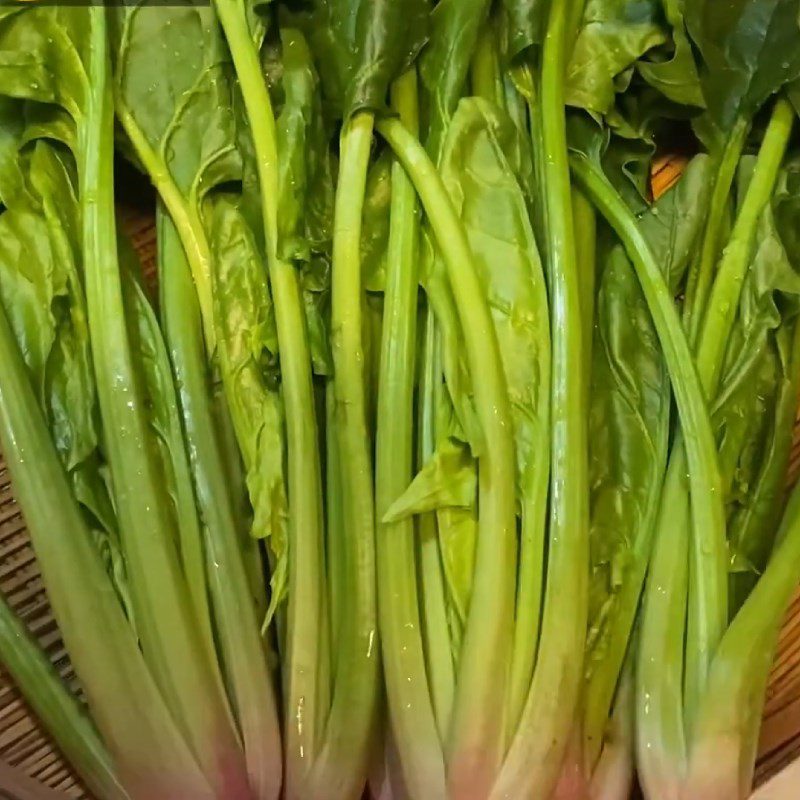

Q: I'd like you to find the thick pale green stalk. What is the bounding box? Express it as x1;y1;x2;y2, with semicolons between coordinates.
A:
310;112;380;800
213;4;326;790
0;231;212;800
683;98;794;720
571;149;731;709
79;14;248;796
159;210;282;800
376;71;447;800
574;187;597;392
471;26;504;108
377;116;517;800
636;467;690;800
0;596;127;800
417;311;456;741
589;659;635;800
492;2;589;797
682;117;750;345
684;477;800;800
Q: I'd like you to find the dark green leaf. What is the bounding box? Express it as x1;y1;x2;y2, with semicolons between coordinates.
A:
439;97;549;503
501;0;549;61
419;0;491;160
309;0;429;120
566;0;667;115
686;0;800;146
208;195;288;618
112;7;241;200
637;0;704;107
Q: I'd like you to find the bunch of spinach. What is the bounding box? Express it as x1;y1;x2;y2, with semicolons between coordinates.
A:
0;4;799;800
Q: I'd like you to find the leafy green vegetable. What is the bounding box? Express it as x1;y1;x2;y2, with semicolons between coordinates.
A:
375;69;447;800
566;0;667;115
112;6;241;350
377;112;518;800
0;8;249;794
682;0;800;342
159;208;283;800
582;153;713;772
438;96;551;735
490;2;590;798
0;174;215;800
0;9;798;800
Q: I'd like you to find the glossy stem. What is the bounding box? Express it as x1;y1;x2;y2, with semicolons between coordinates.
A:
682;116;749;346
377;116;517;800
213;3;327;789
376;70;447;800
417;310;456;741
310;112;380;800
80;14;248;795
492;1;590;796
159;209;282;800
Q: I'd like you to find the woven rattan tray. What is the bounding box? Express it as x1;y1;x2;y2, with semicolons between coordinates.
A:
0;160;799;798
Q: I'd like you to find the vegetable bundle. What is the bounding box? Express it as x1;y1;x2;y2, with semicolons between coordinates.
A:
0;2;799;800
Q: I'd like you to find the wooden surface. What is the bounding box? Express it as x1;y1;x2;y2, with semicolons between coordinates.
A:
0;161;799;797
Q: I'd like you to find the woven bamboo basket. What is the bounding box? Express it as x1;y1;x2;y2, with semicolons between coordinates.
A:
0;159;799;798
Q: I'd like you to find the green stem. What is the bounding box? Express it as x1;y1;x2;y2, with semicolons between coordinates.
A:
417;310;456;741
589;656;635;800
470;24;505;108
0;596;127;800
492;2;589;797
113;102;216;353
213;3;326;789
377;116;517;800
376;71;447;800
695;98;795;406
573;186;597;395
682;116;750;345
310;112;380;800
571;151;728;732
684;476;800;800
325;379;344;693
158;208;283;800
0;125;211;800
684;97;794;718
636;464;690;799
79;14;247;795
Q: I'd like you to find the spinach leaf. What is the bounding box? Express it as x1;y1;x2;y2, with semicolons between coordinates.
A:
686;0;800;147
275;26;335;376
438;97;550;731
502;0;549;61
566;0;667;115
583;154;712;768
717;162;800;611
637;0;704;107
0;134;131;620
112;5;241;347
309;0;429;120
207;194;288;619
419;0;492;159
